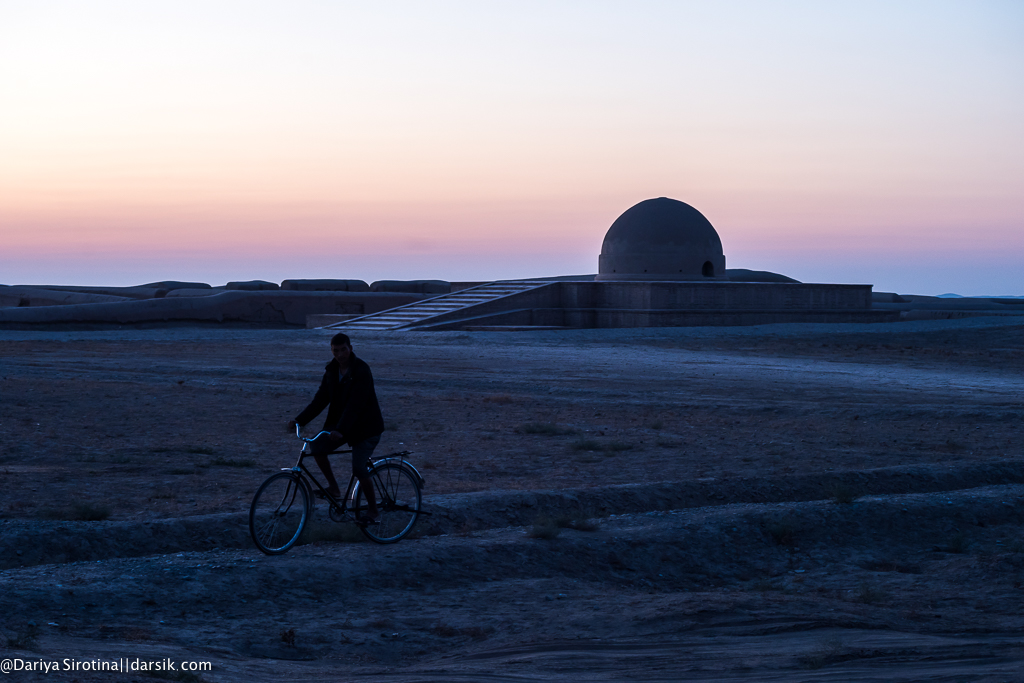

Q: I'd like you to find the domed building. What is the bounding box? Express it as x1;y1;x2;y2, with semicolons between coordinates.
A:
321;196;892;331
597;197;726;281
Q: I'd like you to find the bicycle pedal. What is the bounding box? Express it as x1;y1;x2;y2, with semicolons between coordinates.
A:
356;515;382;526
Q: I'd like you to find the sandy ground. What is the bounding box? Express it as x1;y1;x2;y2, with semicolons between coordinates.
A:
1;317;1023;681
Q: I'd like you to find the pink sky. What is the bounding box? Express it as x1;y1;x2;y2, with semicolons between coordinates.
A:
2;2;1022;295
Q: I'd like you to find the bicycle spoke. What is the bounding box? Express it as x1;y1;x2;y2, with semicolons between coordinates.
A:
360;464;420;544
249;473;309;554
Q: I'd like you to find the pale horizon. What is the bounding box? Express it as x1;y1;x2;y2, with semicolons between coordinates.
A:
2;1;1022;297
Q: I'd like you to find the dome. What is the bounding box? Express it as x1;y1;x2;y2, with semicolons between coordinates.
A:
596;197;726;281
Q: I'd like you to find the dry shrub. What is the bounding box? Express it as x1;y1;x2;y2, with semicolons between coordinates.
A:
280;628;296;646
859;559;922;574
752;577;782;592
430;623;460;637
829;483;858;504
518;422;577;436
766;519;796;546
40;501;111;521
208;457;256;468
299;520;365;545
948;530;970;553
571;438;602;452
462;626;490;641
857;582;887;604
121;627;152;642
528;516;561;540
798;636;846;669
143;668;207;682
555;514;600;531
5;621;41;649
571;438;632;454
72;502;112;521
430;623;491;640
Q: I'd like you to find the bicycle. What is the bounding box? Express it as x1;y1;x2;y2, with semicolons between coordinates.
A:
248;425;425;554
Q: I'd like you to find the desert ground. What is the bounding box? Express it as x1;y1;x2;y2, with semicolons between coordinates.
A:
1;317;1023;682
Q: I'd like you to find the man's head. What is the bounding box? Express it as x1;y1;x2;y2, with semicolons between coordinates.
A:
330;332;352;365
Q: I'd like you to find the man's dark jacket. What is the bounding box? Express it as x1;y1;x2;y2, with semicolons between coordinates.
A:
294;353;384;444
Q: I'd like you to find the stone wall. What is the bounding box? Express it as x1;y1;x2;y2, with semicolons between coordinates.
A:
0;291;427;327
559;281;873;311
396;281;883;330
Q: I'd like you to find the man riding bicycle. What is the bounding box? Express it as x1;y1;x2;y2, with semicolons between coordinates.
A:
288;332;385;524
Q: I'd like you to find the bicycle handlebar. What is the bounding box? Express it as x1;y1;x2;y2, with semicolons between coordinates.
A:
296;424;334;444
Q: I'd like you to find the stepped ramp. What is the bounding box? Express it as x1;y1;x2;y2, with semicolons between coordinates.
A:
322;280;555;331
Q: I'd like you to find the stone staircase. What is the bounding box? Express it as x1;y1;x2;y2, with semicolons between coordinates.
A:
323;281;553;331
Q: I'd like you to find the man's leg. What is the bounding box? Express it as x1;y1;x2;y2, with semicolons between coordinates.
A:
313;454;342;497
356;473;378;519
352;435;381;521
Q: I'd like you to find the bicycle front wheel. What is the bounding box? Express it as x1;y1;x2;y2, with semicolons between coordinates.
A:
249;472;310;554
358;464;422;544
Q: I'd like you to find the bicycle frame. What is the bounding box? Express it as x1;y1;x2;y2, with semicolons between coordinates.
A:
290;426;429;517
288;429;366;517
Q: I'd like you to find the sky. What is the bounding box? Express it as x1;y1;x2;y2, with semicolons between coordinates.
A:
1;1;1022;295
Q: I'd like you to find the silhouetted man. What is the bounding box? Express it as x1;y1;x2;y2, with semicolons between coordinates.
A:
288;332;385;523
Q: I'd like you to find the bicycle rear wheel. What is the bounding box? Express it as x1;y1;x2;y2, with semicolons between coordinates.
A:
357;463;421;544
249;472;310;554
